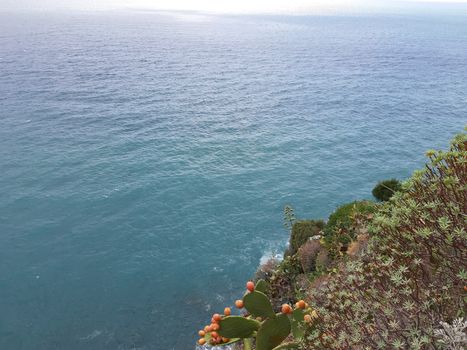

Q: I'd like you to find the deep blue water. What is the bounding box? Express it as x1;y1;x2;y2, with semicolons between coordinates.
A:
0;10;466;350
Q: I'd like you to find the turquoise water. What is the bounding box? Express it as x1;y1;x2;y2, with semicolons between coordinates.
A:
1;11;466;350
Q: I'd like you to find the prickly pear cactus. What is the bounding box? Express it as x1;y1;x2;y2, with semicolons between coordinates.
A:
196;280;313;350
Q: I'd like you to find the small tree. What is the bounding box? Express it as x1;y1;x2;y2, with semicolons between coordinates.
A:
372;178;401;201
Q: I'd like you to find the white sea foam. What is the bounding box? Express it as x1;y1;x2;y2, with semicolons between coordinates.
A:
259;246;284;266
79;330;102;341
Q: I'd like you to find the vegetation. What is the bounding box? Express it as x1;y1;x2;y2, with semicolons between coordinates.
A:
263;254;303;310
323;200;377;256
196;280;315;349
304;132;466;349
297;240;323;273
195;130;466;349
283;205;297;233
289;220;325;255
434;318;467;349
372;178;402;201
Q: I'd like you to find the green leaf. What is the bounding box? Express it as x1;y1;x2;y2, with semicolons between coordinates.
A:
243;291;276;319
291;308;305;339
255;279;268;294
256;313;291;350
218;316;260;339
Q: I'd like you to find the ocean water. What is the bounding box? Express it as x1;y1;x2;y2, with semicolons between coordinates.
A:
1;10;466;350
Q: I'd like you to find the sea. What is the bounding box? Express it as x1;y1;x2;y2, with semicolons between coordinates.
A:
1;9;466;350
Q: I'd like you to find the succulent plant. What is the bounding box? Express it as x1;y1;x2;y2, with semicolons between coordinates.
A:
197;279;312;349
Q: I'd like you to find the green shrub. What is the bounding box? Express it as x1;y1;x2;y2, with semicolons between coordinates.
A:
276;254;303;280
267;254;303;309
372;178;401;201
323;200;377;256
289;220;325;254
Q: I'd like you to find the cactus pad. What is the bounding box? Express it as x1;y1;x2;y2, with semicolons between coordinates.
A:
256;313;291;350
255;279;268;293
243;290;276;319
218;316;260;338
291;308;305;339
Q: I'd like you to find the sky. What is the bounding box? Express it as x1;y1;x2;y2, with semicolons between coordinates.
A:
1;0;467;13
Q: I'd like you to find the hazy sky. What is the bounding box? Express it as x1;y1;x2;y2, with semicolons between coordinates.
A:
1;0;467;13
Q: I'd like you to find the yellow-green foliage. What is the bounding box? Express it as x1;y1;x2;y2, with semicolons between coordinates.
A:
303;132;467;349
323;200;377;256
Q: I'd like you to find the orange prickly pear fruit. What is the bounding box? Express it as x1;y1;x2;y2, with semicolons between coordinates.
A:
224;307;231;316
304;314;312;323
297;300;306;309
198;330;205;337
211;331;219;338
198;338;206;345
212;313;222;322
246;281;255;292
281;304;293;314
211;323;220;331
235;299;244;308
222;337;230;342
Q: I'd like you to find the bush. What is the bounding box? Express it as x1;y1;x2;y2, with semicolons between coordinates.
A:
372;178;401;201
323;200;376;252
267;254;303;309
304;132;467;349
315;250;331;271
289;220;325;254
346;233;369;257
298;240;323;273
254;258;280;282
